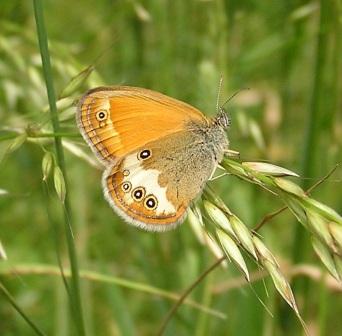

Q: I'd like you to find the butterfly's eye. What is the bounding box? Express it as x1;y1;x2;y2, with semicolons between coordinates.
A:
132;187;145;202
96;110;107;121
144;195;158;210
121;181;131;193
138;149;151;160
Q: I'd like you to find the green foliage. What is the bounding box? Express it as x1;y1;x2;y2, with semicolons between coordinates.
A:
0;0;341;335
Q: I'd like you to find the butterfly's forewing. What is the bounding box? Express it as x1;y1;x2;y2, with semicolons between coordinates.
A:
76;86;207;165
102;130;220;231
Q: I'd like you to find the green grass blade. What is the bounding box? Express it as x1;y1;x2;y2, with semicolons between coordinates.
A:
32;0;86;334
0;282;47;336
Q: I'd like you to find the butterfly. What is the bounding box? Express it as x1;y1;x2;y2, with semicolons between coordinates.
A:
76;86;230;231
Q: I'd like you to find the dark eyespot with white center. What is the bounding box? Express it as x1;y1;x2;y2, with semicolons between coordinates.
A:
132;187;145;202
121;181;131;193
144;195;158;210
138;149;151;160
96;110;107;121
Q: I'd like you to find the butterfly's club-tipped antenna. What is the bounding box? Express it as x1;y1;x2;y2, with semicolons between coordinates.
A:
216;76;224;113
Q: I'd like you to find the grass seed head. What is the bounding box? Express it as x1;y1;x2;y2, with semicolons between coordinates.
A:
203;200;237;239
42;151;54;181
217;229;249;280
188;207;206;245
0;240;7;260
263;260;298;314
333;255;342;280
282;196;308;225
53;166;66;203
311;237;340;281
274;177;306;197
329;222;342;255
304;198;342;225
306;209;335;251
252;236;279;267
229;215;257;260
205;232;228;264
242;162;299;177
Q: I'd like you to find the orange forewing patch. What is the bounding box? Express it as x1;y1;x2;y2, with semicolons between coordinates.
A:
77;86;207;165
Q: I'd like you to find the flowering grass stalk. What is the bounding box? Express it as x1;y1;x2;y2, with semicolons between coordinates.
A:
185;156;341;332
221;157;342;280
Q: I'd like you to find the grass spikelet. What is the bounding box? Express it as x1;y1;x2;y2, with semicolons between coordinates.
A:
58;65;94;99
252;236;279;267
242;162;299;177
312;237;340;281
217;229;250;280
304;198;342;224
306;209;335;250
0;133;27;164
203;200;237;239
42;151;54;181
229;215;258;260
0;240;7;260
329;223;342;254
263;260;299;314
273;177;306;197
205;232;228;263
188;207;206;244
53;166;66;203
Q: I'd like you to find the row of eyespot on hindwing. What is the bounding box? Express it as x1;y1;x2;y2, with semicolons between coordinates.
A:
121;182;158;210
121;148;157;210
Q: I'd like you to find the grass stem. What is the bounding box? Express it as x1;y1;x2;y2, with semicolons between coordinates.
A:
0;282;47;336
32;0;86;334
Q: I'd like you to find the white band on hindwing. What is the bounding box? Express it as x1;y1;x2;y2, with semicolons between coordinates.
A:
121;153;176;215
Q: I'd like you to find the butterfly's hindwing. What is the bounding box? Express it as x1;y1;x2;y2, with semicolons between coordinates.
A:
102;128;226;231
103;152;187;231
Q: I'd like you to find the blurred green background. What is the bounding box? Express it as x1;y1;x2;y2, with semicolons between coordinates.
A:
0;0;341;335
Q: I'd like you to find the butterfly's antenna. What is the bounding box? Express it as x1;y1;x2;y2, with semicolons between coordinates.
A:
220;87;250;109
91;36;120;68
216;76;224;113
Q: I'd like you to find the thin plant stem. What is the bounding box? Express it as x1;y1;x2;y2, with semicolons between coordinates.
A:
32;0;85;334
0;282;47;336
42;182;72;304
157;256;226;336
318;272;329;336
0;263;226;319
195;272;214;336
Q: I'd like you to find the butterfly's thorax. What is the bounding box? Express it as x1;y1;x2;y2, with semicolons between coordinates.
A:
189;119;229;163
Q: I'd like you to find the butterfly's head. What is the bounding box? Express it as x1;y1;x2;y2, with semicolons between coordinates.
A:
214;107;231;129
